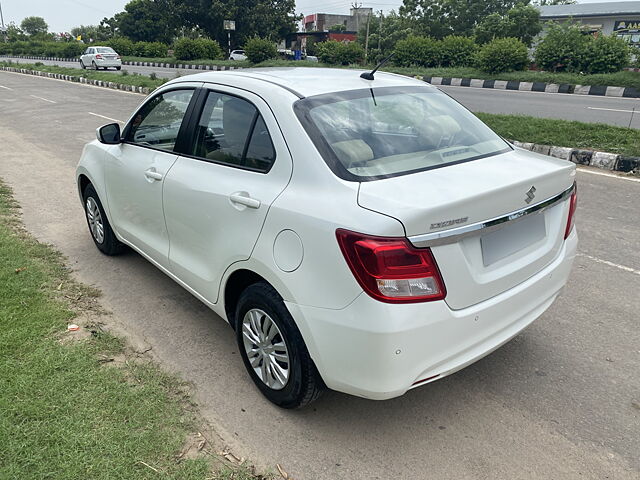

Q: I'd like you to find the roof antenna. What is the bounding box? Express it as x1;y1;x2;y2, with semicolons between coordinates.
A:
360;52;395;80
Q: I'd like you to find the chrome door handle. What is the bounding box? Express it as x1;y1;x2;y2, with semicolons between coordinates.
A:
230;192;261;209
144;169;163;181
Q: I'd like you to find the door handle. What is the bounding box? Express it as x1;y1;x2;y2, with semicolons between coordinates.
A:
230;192;261;209
144;169;163;181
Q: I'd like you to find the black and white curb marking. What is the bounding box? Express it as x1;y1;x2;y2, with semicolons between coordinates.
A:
511;141;640;173
425;76;640;98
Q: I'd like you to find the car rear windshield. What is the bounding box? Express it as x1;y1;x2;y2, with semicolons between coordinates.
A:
294;86;511;181
96;47;116;53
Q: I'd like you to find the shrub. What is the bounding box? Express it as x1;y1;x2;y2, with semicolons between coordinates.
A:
534;23;590;72
244;37;277;63
393;36;441;68
173;37;223;61
580;34;630;74
134;41;168;58
59;42;84;58
476;37;529;73
316;40;364;65
440;35;477;67
107;37;136;56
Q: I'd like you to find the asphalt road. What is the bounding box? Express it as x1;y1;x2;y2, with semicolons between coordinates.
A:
1;71;639;479
4;56;640;128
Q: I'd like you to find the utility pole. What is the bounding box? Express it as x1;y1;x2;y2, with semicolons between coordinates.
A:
364;11;371;64
377;10;383;52
0;0;7;43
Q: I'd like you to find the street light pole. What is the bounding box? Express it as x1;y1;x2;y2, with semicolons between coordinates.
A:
0;0;7;42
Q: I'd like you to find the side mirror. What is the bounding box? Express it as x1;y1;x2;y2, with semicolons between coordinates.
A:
96;123;121;144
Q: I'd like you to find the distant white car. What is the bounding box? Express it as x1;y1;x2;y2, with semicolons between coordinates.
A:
229;49;247;61
80;46;122;70
76;68;578;408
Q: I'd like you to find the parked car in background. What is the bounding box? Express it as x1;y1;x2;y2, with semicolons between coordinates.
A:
229;50;247;61
76;68;577;409
80;46;122;70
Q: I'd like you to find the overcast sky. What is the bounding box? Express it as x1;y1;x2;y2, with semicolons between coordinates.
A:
0;0;624;33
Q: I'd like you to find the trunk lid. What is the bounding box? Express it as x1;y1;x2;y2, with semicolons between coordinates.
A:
357;148;576;310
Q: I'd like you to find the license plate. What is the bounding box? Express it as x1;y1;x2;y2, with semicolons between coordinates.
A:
481;213;546;266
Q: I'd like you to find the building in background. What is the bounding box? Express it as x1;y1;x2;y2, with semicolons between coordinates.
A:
540;1;640;47
302;8;373;33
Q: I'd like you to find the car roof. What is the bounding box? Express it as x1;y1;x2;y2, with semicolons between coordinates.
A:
166;67;432;99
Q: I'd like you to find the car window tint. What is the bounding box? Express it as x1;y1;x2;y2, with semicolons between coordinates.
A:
191;92;275;172
127;89;194;152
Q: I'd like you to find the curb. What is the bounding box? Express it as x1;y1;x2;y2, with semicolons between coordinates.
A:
511;141;640;173
0;55;242;71
423;75;640;98
0;66;153;94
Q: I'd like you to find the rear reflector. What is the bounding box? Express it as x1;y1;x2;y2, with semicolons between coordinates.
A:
336;229;446;303
564;183;577;239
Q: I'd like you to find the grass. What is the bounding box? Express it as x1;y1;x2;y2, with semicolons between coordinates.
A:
0;179;263;479
478;113;640;156
0;60;168;89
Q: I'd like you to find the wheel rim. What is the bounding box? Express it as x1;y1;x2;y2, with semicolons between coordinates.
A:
85;197;105;244
242;309;290;390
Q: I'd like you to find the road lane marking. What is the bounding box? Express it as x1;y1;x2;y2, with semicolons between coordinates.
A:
29;94;57;104
577;253;640;276
587;106;637;114
88;112;125;123
577;168;640;183
0;85;12;90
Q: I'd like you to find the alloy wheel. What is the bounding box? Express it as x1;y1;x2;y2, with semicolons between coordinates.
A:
85;197;105;244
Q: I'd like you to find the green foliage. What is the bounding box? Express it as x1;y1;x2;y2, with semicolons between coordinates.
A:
329;24;346;32
114;0;178;43
173;37;223;60
578;35;631;74
106;37;136;56
244;37;277;63
69;25;111;42
133;41;169;57
393;35;441;67
20;16;48;36
0;41;84;58
476;37;529;73
474;4;541;46
440;35;477;67
316;40;364;65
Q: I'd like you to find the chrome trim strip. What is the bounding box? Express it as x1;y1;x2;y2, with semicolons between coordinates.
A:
409;183;575;248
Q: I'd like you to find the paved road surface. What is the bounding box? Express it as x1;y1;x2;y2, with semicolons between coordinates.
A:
4;56;640;128
1;71;638;479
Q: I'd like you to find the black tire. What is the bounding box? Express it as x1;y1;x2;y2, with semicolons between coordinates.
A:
116;66;122;71
80;60;85;69
82;184;126;256
92;61;98;70
236;282;324;408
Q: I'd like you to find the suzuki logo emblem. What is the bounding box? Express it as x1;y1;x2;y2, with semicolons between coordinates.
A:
525;186;537;204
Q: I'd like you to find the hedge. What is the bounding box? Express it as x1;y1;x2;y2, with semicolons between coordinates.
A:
244;37;277;63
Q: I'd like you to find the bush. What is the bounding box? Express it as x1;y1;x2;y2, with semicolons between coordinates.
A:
534;23;590;72
316;40;364;65
244;37;277;63
134;41;168;58
580;35;630;74
107;37;136;56
59;42;84;58
173;37;223;61
476;37;529;73
393;36;441;68
440;35;477;67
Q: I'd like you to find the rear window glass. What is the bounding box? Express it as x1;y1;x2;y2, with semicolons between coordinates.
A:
96;47;116;53
294;86;510;181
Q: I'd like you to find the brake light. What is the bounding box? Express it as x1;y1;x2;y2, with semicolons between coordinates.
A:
336;229;446;303
116;55;121;59
564;184;577;239
95;54;103;59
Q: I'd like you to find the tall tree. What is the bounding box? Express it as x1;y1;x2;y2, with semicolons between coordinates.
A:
474;3;541;46
116;0;179;43
20;16;48;36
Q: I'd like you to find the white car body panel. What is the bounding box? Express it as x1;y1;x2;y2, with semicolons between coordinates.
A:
80;46;122;69
77;68;578;400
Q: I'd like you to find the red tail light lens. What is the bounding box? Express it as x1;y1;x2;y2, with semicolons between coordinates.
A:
95;54;103;59
564;184;577;239
336;229;446;303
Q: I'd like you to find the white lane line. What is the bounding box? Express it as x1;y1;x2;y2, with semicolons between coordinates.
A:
587;106;637;114
0;85;12;90
88;112;125;123
577;253;640;276
30;94;57;104
577;168;640;183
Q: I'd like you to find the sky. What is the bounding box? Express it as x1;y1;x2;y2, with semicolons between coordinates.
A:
0;0;627;34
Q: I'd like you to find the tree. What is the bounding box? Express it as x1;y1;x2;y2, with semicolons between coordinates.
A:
356;11;413;60
20;16;48;36
329;24;346;32
70;25;110;42
115;0;178;43
474;3;541;46
5;22;25;42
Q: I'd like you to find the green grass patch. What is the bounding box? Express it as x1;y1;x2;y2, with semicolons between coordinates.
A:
0;180;261;479
478;113;640;156
0;61;168;89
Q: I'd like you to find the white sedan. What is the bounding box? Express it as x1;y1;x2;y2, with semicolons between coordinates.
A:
80;46;122;70
229;49;247;61
76;68;577;408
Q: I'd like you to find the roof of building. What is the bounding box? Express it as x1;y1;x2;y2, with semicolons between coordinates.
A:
168;67;431;99
540;1;640;18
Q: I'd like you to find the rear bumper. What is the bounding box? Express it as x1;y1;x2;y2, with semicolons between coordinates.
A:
95;59;122;67
286;229;577;400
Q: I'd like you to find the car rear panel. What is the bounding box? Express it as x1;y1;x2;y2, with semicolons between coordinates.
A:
357;148;576;310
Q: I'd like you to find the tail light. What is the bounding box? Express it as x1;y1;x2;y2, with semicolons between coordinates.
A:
564;184;577;239
116;55;121;59
336;229;446;304
95;54;103;59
